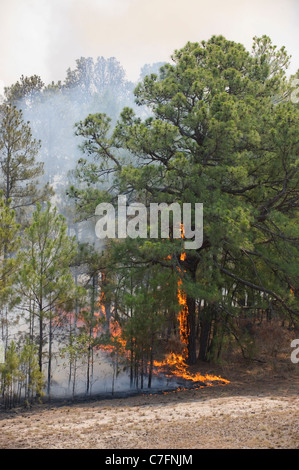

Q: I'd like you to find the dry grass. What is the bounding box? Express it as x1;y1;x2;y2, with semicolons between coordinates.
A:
0;360;299;449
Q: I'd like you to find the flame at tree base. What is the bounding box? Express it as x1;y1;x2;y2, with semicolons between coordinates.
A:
153;353;230;387
96;267;230;393
160;239;230;388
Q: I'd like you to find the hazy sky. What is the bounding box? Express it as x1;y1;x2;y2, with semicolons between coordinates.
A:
0;0;298;93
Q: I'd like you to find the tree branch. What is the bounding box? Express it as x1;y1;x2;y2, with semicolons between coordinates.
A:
214;257;298;318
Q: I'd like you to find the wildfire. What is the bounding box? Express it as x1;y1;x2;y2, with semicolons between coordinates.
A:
153;353;229;385
96;278;128;357
177;223;189;354
177;278;189;352
95;237;230;390
98;291;106;316
109;318;128;353
180;252;186;261
153;223;230;387
177;225;189;359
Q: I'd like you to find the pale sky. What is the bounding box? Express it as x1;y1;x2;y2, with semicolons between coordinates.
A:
0;0;298;93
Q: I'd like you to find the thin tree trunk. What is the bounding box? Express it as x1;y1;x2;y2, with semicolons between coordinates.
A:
140;348;144;389
198;318;212;362
148;338;154;389
184;255;199;365
68;317;72;390
38;311;43;373
86;345;91;395
47;315;52;398
72;357;77;401
186;296;197;365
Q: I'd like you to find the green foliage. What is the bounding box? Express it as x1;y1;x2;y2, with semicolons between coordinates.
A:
0;195;20;301
69;35;299;365
0;341;20;407
0;340;44;407
60;333;92;363
18;202;79;306
19;340;45;401
16;202;85;372
4;75;45;105
0;103;52;219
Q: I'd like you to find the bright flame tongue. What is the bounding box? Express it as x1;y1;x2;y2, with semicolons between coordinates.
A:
177;225;189;356
154;228;230;387
154;353;229;386
97;236;230;388
177;278;189;354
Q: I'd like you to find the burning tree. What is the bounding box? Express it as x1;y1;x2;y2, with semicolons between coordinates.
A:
70;35;299;373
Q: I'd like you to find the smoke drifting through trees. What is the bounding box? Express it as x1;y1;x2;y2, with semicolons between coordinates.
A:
0;56;169;404
0;37;298;407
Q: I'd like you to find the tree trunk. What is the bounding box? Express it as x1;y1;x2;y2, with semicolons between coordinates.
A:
72;357;77;401
86;345;91;395
140;348;144;389
148;336;154;389
186;296;197;365
198;318;212;362
47;316;52;398
38;312;43;373
130;339;134;388
184;256;198;365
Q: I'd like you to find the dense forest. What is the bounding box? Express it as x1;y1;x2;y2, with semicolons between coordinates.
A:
0;35;298;408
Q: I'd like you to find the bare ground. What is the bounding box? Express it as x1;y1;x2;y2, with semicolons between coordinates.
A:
0;360;299;449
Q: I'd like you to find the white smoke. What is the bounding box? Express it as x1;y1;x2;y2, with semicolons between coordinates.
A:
3;57;166;399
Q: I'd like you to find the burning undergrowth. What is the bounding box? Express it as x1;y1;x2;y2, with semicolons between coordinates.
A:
92;261;230;396
87;223;231;397
63;229;230;401
152;353;230;389
149;230;230;391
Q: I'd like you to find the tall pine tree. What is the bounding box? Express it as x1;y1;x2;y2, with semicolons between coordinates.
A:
70;35;299;364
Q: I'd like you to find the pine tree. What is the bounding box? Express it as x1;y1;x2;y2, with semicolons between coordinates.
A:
16;202;84;391
0;341;20;408
19;339;44;404
71;35;299;365
0;196;20;296
0;196;20;354
0;103;51;220
4;75;45;106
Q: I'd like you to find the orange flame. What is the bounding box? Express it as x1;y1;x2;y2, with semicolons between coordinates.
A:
96;279;128;356
154;223;230;387
177;278;189;353
153;353;229;385
177;223;189;357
